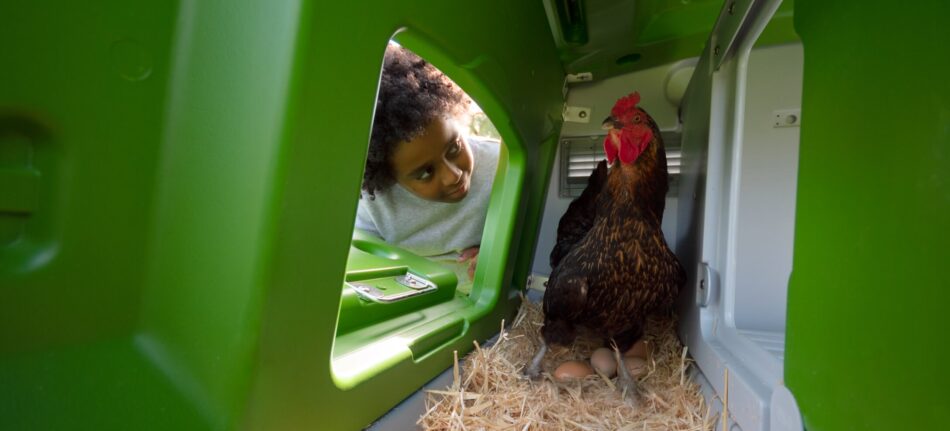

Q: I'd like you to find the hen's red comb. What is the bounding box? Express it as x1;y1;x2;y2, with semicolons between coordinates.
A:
610;92;641;118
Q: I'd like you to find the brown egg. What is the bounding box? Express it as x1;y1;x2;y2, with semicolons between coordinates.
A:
590;347;618;377
623;356;649;378
553;360;595;380
625;339;650;359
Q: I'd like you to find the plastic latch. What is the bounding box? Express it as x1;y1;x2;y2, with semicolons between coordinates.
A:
562;105;592;123
772;109;801;128
696;262;718;307
561;71;593;99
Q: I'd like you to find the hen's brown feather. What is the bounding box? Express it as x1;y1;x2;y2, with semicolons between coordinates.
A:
549;159;609;269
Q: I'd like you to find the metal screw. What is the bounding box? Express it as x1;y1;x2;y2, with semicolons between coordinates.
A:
579;110;587;118
728;1;736;15
714;45;721;56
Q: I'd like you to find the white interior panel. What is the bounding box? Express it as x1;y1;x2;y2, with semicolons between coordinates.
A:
731;43;803;333
674;1;803;429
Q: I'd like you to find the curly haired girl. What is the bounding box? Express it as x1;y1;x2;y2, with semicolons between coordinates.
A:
356;44;500;278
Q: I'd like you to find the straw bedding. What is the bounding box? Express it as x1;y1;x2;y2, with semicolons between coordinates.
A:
419;297;714;430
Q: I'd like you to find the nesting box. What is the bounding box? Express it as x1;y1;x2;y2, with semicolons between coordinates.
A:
1;0;946;430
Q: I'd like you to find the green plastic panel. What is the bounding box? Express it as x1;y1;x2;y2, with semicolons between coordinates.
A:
549;0;797;80
246;0;564;424
787;1;949;430
553;0;721;78
1;0;176;354
0;0;564;430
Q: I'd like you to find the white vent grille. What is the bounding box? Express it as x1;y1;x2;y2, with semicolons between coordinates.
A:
559;131;682;198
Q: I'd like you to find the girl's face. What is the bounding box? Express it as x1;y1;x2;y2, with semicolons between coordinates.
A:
391;117;474;203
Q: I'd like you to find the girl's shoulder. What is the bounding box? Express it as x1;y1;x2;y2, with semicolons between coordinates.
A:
468;136;502;167
468;135;501;151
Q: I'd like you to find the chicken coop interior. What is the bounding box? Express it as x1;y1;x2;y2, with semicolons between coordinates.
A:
1;0;946;430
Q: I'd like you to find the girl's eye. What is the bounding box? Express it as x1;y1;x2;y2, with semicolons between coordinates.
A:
447;138;462;156
417;167;434;181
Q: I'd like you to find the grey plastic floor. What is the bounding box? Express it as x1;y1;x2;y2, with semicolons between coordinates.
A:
364;363;455;430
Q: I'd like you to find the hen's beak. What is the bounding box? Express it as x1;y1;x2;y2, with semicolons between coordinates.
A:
602;116;620;130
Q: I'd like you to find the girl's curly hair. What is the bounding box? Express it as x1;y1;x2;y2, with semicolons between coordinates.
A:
362;44;466;198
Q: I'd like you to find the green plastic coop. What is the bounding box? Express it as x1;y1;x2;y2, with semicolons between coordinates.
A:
1;0;946;430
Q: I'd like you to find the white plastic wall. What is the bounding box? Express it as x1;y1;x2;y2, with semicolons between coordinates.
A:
531;61;692;275
674;11;804;430
731;43;802;335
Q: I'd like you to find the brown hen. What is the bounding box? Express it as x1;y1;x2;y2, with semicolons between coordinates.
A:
527;92;685;400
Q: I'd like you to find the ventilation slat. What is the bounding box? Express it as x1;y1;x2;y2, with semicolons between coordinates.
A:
559;132;682;198
569;163;599;171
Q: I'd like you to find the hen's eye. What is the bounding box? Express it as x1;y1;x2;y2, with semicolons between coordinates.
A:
634;115;641;122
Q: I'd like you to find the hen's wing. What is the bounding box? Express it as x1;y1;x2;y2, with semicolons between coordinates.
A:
549;159;609;269
541;263;590;346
